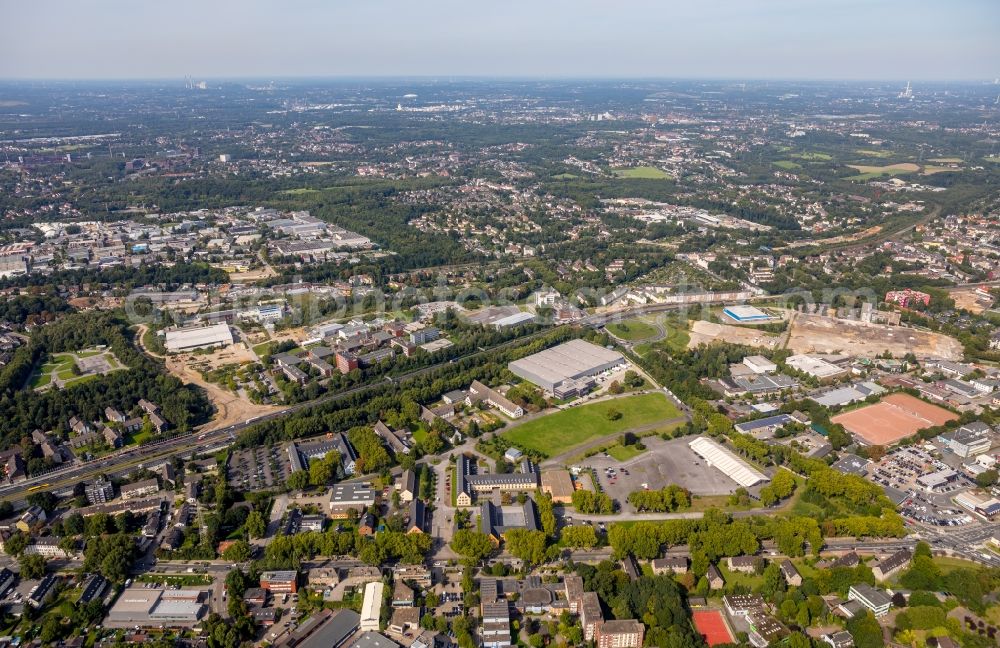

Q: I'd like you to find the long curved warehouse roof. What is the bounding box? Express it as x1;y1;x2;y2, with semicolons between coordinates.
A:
688;437;770;488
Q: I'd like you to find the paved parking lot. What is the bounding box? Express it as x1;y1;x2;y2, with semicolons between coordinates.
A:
581;436;740;506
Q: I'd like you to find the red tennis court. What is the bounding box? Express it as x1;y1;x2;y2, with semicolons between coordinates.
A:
692;609;734;646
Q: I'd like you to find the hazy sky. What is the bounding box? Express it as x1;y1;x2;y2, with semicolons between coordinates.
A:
1;0;997;81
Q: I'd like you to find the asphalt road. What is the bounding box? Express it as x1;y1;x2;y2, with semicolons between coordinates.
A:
0;293;840;510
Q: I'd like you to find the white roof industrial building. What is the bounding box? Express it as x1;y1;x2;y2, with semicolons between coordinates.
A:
785;354;847;379
164;323;234;352
106;588;207;626
688;437;770;488
508;339;625;394
360;581;384;632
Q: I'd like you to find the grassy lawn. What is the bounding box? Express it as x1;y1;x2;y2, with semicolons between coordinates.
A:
552;173;578;179
845;162;919;181
633;343;654;357
29;369;52;388
856;149;893;158
612;166;672;179
932;556;983;574
633;322;688;357
773;160;801;170
922;165;961;175
661;323;690;352
720;564;765;590
792;152;833;161
450;466;457;507
606;319;658;341
138;573;214;586
502;393;682;458
127;429;156;446
252;341;273;357
606;444;646;461
62;374;99;388
688;494;744;512
281;188;321;195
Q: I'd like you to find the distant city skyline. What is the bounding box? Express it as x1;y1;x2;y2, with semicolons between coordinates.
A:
0;0;998;81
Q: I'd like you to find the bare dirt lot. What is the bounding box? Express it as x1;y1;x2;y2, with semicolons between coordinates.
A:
166;350;281;431
687;320;782;350
788;313;963;360
230;267;278;282
948;287;994;315
136;325;280;431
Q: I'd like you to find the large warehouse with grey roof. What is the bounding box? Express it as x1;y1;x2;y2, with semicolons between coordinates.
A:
508;339;625;397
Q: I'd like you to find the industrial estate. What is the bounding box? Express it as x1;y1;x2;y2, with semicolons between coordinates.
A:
0;12;998;648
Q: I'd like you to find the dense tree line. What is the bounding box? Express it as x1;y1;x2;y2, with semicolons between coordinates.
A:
627;484;691;513
574;561;703;648
0;294;73;328
0;261;227;291
0;310;212;452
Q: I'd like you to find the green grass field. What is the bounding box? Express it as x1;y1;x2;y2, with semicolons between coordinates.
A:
856;149;893;158
633;321;688;357
846;162;919;181
137;573;213;586
792;152;833;161
62;374;99;388
931;556;983;575
605;319;658;341
773;160;801;170
612;166;672;179
719;563;765;590
922;165;961;175
503;393;682;458
281;188;321;195
661;323;690;352
606;444;646;461
553;173;579;179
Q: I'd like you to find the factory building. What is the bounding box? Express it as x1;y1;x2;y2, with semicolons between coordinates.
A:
508;339;625;397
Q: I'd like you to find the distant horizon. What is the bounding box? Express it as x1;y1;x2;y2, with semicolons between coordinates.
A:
1;0;997;81
0;75;997;85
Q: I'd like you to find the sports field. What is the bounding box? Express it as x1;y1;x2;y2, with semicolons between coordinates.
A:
832;393;958;446
612;166;671;179
502;393;682;458
692;610;734;646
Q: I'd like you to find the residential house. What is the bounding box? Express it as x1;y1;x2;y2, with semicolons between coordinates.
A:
872;549;911;582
